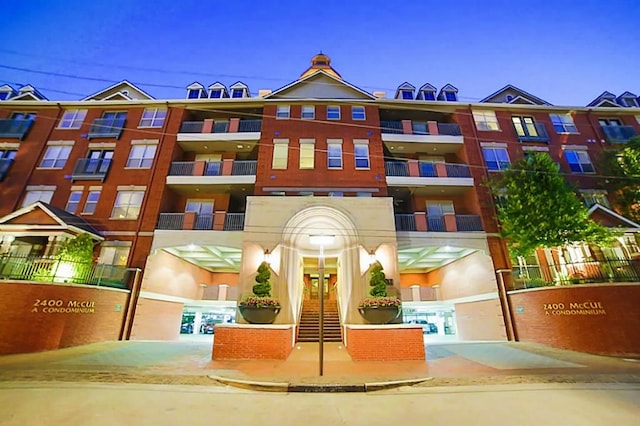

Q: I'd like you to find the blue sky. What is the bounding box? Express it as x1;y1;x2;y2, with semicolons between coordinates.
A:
1;0;639;105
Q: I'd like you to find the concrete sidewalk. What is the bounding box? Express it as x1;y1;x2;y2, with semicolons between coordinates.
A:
1;340;639;391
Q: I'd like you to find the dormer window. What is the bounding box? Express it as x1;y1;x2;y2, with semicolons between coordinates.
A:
422;91;436;101
210;89;222;98
395;83;415;100
231;89;244;98
401;91;413;100
186;82;206;99
445;92;457;101
505;94;514;102
438;84;459;102
0;92;10;100
625;97;638;107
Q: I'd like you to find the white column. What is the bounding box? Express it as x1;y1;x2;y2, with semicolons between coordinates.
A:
411;285;421;301
193;312;203;335
218;284;228;301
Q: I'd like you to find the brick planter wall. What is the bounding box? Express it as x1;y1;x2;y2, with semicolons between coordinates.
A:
345;325;425;361
0;281;129;355
509;283;640;356
212;324;294;360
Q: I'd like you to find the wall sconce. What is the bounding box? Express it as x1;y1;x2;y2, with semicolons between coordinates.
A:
369;250;377;265
264;249;271;264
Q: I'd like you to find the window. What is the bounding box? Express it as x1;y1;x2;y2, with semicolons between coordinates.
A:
231;89;244;98
426;201;455;215
401;91;413;100
354;142;370;169
82;190;101;214
58;109;87;129
482;147;510;171
65;191;83;214
11;112;36;121
272;139;289;169
276;106;290;119
98;243;131;266
351;106;366;120
445;92;457;101
299;139;315;169
301;106;315;119
22;189;54;206
422;91;436;101
564;149;594;173
103;111;127;121
187;89;201;99
40;146;72;169
210;89;222;98
598;118;622;127
550;113;578;133
473;110;500;131
139;108;166;127
327;106;340;120
512;116;539;137
328;192;343;197
111;190;144;219
186;200;214;229
83;150;113;175
625;98;638;107
126;144;157;168
0;150;17;160
581;191;610;208
327;140;342;169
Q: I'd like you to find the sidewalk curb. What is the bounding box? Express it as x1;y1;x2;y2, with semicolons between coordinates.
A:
365;377;433;391
208;375;288;392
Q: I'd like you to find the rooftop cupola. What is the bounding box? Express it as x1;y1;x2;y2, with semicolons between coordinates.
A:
300;52;342;79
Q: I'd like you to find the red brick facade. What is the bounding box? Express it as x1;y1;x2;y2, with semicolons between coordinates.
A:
345;326;425;361
212;325;294;360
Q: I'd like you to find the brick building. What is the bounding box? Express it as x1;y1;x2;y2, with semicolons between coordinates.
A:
1;54;639;354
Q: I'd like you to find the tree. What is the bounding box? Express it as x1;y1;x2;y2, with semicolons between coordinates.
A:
598;136;640;223
252;261;272;297
56;233;95;263
487;152;615;257
368;261;388;297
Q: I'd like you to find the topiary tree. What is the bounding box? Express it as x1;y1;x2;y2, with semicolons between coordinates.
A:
252;261;272;297
369;261;387;297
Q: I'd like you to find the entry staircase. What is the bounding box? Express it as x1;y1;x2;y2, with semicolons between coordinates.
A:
297;298;342;342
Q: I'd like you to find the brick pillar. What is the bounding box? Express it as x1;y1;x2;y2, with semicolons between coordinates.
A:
228;118;240;133
202;119;214;133
183;212;196;230
444;215;457;232
407;159;420;177
221;159;234;176
435;162;447;177
415;212;427;231
193;161;206;176
213;211;225;231
401;119;413;135
427;120;439;135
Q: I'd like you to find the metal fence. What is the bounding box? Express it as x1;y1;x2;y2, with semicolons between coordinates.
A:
238;119;262;132
0;255;128;288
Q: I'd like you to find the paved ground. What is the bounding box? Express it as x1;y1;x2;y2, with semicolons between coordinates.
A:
1;339;639;388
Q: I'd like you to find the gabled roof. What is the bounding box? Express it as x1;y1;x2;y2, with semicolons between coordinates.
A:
587;204;640;230
82;80;154;101
9;85;48;101
587;91;619;107
617;91;639;107
0;202;103;239
418;83;436;92
186;82;205;90
480;84;551;105
0;84;18;98
618;91;638;99
229;81;248;89
207;82;229;97
265;70;375;100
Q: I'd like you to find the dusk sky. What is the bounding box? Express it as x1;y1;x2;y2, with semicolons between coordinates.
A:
1;0;639;106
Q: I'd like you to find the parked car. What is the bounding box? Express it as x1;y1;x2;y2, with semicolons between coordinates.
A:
409;319;438;334
200;323;215;334
180;322;194;334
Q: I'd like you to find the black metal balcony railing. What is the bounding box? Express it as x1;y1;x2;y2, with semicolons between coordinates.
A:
0;158;14;181
157;213;184;230
169;162;195;176
380;120;403;134
238;119;262;132
601;125;637;144
380;120;462;136
427;216;446;232
445;163;472;178
194;214;213;230
231;160;257;175
179;121;204;133
511;259;640;290
455;215;483;231
213;121;229;133
0;118;34;139
224;213;245;230
514;122;550;143
168;160;257;176
395;214;417;231
71;158;112;181
0;255;128;289
87;118;126;139
385;161;409;176
437;123;462;136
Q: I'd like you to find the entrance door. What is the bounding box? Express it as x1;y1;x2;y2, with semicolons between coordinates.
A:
309;274;330;299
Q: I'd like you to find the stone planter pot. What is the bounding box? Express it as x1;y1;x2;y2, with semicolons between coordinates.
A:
238;306;281;324
358;306;401;324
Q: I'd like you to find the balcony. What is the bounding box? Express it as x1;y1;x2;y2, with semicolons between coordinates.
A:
157;212;245;231
177;118;262;152
87;118;126;139
0;118;34;139
601;125;637;144
395;213;483;232
71;158;112;182
0;158;14;181
513;122;550;143
385;161;474;195
166;160;257;188
380;120;463;154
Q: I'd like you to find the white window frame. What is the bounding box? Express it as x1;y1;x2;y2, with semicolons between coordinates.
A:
65;190;83;213
301;105;315;119
563;148;595;173
327;106;340;120
550;113;579;134
299;139;315;169
482;147;511;171
98;242;131;266
39;145;72;169
82;190;101;214
351;106;366;120
354;140;370;169
276;105;290;119
327;139;343;169
272;139;289;170
126;144;157;168
22;188;54;207
473;110;500;131
58;109;87;129
138;108;167;128
111;190;144;219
